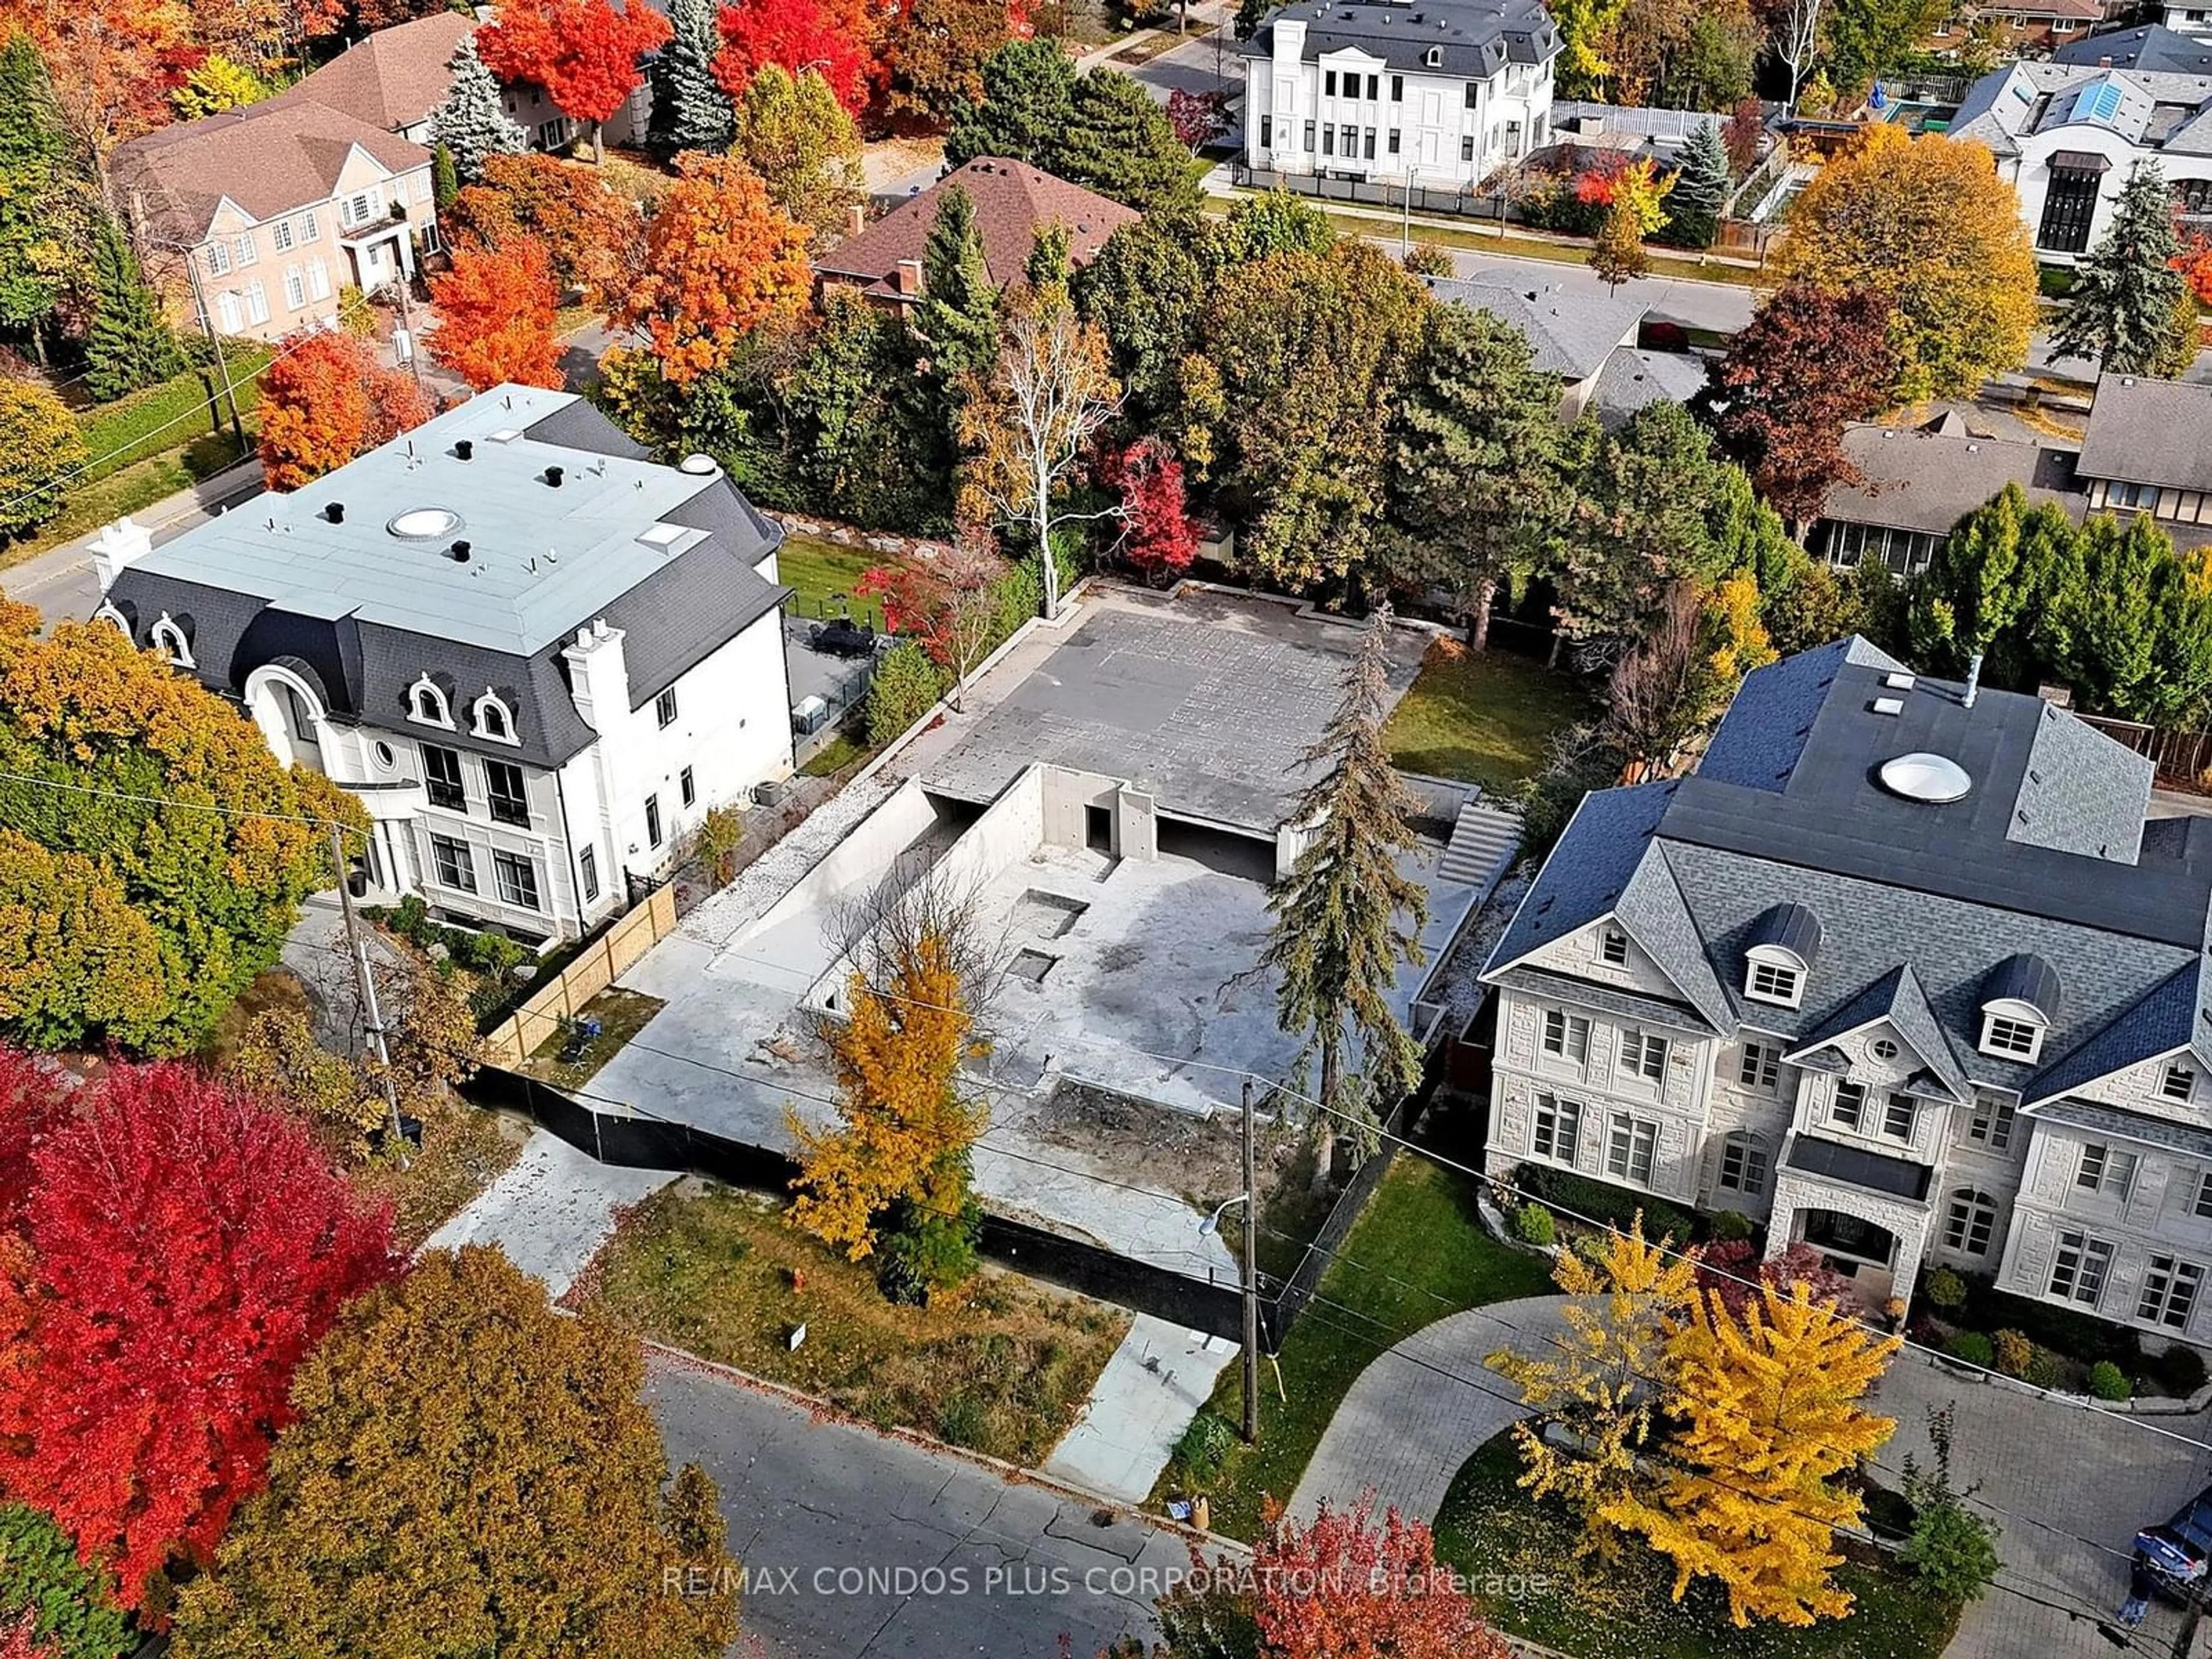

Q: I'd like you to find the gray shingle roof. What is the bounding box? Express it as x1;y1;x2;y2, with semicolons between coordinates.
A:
1590;346;1706;427
2023;963;2199;1104
2054;24;2212;73
2078;372;2212;492
1425;273;1644;381
1817;424;2083;537
2032;1093;2212;1158
104;390;786;770
1240;0;1559;75
1783;963;1968;1101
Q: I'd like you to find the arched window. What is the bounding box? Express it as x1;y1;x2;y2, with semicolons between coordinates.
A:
408;675;452;728
93;603;132;639
1944;1188;1999;1257
472;690;516;744
1717;1131;1770;1199
150;614;192;668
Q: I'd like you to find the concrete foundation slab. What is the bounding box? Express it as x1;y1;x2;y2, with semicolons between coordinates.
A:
1042;1315;1240;1503
422;1127;676;1296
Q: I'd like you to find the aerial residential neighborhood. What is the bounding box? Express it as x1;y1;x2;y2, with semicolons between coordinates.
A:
13;0;2212;1652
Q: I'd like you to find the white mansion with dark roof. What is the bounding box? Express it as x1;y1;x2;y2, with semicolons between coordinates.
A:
1483;637;2212;1338
1240;0;1561;191
93;387;795;944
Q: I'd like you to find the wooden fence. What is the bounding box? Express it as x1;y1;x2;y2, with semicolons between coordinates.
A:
480;884;679;1067
2075;713;2212;791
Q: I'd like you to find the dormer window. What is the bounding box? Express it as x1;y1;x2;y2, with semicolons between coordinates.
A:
2165;1062;2196;1103
408;675;453;728
1425;44;1442;65
472;690;517;744
1745;955;1804;1008
150;615;192;668
1980;1012;2046;1062
1979;955;2058;1063
1742;903;1819;1011
1599;926;1628;966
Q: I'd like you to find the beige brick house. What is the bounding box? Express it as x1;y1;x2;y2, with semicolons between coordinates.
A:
112;100;436;342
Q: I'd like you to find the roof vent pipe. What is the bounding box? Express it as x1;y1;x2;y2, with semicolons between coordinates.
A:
1964;652;1984;709
456;439;474;461
545;465;564;488
324;501;345;524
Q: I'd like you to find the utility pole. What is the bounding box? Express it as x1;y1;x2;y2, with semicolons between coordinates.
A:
1241;1076;1261;1445
331;823;407;1161
176;234;246;452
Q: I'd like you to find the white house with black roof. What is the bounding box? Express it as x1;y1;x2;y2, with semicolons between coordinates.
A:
1482;636;2212;1340
92;386;795;945
1240;0;1561;191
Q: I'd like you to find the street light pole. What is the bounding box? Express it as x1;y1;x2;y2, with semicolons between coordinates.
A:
1240;1077;1260;1444
330;822;406;1160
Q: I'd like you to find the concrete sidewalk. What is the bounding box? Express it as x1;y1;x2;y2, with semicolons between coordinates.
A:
422;1127;676;1296
1042;1315;1239;1503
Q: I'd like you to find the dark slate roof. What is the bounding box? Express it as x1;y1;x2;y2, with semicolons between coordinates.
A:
1484;636;2212;1111
105;391;787;770
2054;24;2212;73
1747;902;1823;965
1240;0;1560;75
1984;952;2062;1021
1786;1133;1934;1202
2078;373;2212;493
1488;965;1717;1035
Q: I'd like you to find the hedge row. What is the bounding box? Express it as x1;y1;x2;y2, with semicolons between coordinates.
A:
75;342;272;484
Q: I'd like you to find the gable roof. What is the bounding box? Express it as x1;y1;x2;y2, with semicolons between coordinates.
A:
113;99;431;244
2078;372;2212;492
813;158;1138;301
1239;0;1560;76
2024;962;2201;1104
1784;964;1968;1101
1817;423;2083;537
1425;271;1645;381
265;13;477;132
2054;23;2212;72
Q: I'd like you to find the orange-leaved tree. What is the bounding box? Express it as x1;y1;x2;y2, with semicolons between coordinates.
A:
256;331;433;490
1604;1280;1900;1627
614;152;811;385
787;878;988;1265
475;0;672;164
444;151;644;305
429;234;565;391
712;0;879;116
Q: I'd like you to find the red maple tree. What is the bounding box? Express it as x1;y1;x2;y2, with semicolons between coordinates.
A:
2176;230;2212;307
1254;1493;1512;1659
0;1611;54;1659
0;1050;68;1236
713;0;879;115
476;0;673;162
1165;88;1229;151
0;1063;400;1609
256;331;434;491
429;234;566;391
1696;1239;1857;1318
1101;438;1198;581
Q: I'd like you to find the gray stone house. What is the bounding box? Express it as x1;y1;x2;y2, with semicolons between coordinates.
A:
1482;636;2212;1342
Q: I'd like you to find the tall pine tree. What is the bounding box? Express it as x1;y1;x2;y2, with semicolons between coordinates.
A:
646;0;734;158
1388;304;1569;650
912;184;999;389
2054;159;2191;376
84;211;181;403
1054;71;1202;214
0;34;76;364
1665;122;1729;250
1259;608;1429;1113
944;37;1075;170
430;36;527;184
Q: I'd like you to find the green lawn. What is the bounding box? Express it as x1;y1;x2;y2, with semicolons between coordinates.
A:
1435;1438;1962;1659
779;536;898;622
1384;643;1594;794
1154;1155;1556;1539
4;427;253;569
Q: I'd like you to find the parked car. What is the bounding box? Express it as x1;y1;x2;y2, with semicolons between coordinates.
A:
809;618;876;658
2135;1484;2212;1599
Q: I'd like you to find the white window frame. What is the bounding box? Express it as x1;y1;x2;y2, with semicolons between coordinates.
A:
1980;1006;2047;1062
1541;1009;1590;1065
2075;1142;2139;1199
1606;1113;1658;1184
1744;946;1806;1009
2195;1168;2212;1220
1599;926;1629;966
2166;1062;2196;1103
2141;1255;2206;1330
428;834;476;893
215;290;242;333
283;266;306;310
232;233;258;269
2048;1229;2114;1305
1618;1029;1667;1084
149;614;192;668
301;209;321;243
471;690;519;745
243;281;269;325
1832;1080;1868;1131
1881;1092;1917;1142
1738;1041;1780;1092
271;218;295;253
1717;1132;1769;1199
408;675;453;729
492;849;541;911
1968;1093;2016;1151
1944;1188;1998;1256
205;239;232;277
306;257;331;301
1532;1093;1582;1165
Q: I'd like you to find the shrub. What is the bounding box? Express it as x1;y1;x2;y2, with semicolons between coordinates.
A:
866;640;949;744
1403;241;1453;277
1924;1266;1968;1312
0;1502;130;1659
1512;1202;1556;1247
1993;1329;2034;1378
1707;1209;1752;1243
874;1194;981;1305
1902;1498;2001;1603
2086;1360;2131;1401
2022;1348;2062;1390
1941;1332;1993;1368
2146;1344;2209;1397
1172;1408;1239;1490
1513;1164;1693;1247
695;804;746;888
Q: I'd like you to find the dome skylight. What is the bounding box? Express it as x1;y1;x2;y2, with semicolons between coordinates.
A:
1878;752;1972;805
387;507;464;540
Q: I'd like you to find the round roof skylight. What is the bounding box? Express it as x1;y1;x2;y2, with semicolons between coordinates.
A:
1878;752;1972;804
387;506;464;540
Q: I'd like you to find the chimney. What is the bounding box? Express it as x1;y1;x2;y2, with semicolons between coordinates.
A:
893;257;923;296
455;438;474;460
1964;652;1984;709
847;202;866;238
89;517;153;593
562;619;630;733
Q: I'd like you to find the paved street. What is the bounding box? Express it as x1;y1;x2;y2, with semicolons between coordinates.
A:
1;456;263;628
647;1353;1209;1659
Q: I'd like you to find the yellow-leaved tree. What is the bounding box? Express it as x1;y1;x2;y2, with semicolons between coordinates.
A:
1605;1279;1900;1627
787;877;989;1277
1494;1217;1698;1554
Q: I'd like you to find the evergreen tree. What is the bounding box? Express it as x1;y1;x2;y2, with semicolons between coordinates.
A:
912;183;999;389
646;0;735;158
2054;159;2190;376
1387;304;1569;650
1054;71;1202;214
0;33;75;362
1259;608;1429;1111
1665;121;1729;250
431;142;459;210
944;36;1074;170
430;36;527;184
1071;211;1207;419
83;212;180;403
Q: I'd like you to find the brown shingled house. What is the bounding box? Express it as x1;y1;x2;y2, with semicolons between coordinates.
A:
263;11;476;142
112;100;435;342
814;158;1139;308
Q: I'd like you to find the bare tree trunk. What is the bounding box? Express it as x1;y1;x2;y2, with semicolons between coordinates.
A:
1307;1032;1343;1196
1547;630;1566;669
590;120;606;165
1468;576;1497;652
